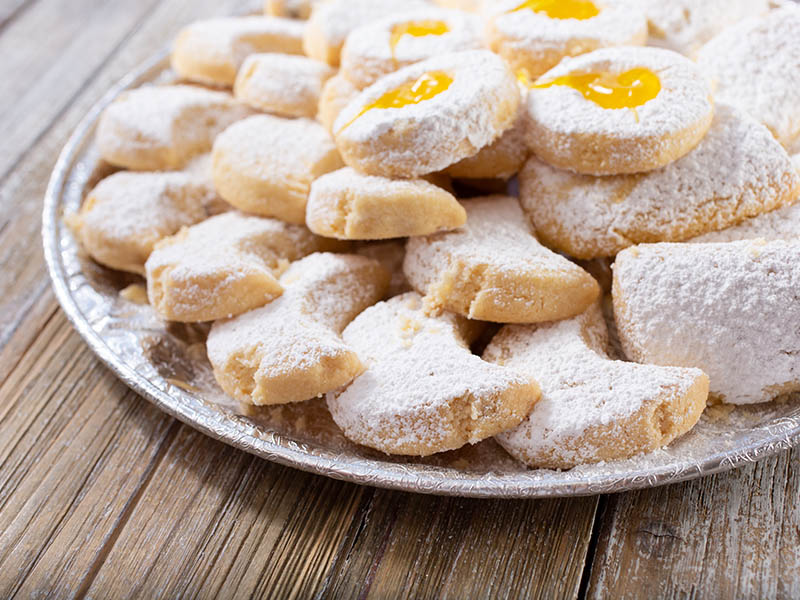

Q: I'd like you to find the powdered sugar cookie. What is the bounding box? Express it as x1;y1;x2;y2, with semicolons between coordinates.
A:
519;104;800;259
484;304;708;469
690;203;800;243
212;115;343;224
486;0;647;81
433;0;483;11
146;212;342;322
444;113;528;180
404;196;600;323
642;0;768;56
207;253;389;405
234;53;334;118
264;0;319;19
317;74;360;133
613;240;800;405
524;47;713;176
334;50;520;178
327;292;539;456
697;6;800;149
68;172;220;275
96;85;251;171
339;8;485;89
356;240;411;296
171;16;305;87
303;0;431;67
306;167;465;240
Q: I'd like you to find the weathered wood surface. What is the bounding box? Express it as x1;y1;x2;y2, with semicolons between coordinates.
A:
0;0;799;597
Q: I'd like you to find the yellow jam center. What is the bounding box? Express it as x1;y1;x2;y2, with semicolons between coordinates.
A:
510;0;599;19
533;68;661;109
390;20;450;62
339;71;453;131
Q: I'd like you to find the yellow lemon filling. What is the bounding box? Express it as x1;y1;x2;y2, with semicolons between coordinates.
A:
533;68;661;109
510;0;599;20
340;71;453;131
390;20;450;62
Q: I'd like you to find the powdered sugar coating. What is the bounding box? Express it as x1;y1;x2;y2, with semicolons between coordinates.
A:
327;292;538;456
525;46;714;175
171;16;305;86
696;6;800;148
642;0;769;56
145;212;341;322
234;53;334;118
96;85;252;171
339;8;485;88
404;195;600;323
207;252;389;405
519;104;800;259
334;50;520;178
484;304;708;469
303;0;431;66
70;171;219;275
690;202;800;243
613;240;800;404
486;0;647;78
444;112;529;179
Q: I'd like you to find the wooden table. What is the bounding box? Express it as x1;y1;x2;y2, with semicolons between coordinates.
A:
1;0;798;597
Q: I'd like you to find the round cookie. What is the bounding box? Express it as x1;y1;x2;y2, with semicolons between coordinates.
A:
641;0;769;56
327;292;540;456
524;46;714;176
145;212;343;322
68;171;219;275
207;253;389;406
404;195;600;323
96;85;252;171
317;74;361;133
696;6;800;149
303;0;431;67
485;0;647;81
444;112;528;180
484;304;708;470
613;240;800;405
171;16;305;87
519;104;800;259
339;8;485;89
212;114;343;224
306;167;466;240
690;203;800;243
234;53;335;118
334;50;520;178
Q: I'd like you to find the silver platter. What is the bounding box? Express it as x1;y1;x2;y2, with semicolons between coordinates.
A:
43;51;800;498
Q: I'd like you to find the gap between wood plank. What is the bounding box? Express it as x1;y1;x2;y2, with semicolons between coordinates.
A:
355;492;397;600
73;419;182;600
577;496;607;599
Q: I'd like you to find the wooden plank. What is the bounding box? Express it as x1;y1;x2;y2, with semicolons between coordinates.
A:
322;491;598;599
586;447;800;598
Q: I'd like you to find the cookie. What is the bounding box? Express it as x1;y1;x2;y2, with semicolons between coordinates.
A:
212;114;343;224
145;212;342;322
327;292;540;456
334;50;520;178
96;85;252;171
642;0;769;56
317;74;361;133
404;195;600;323
68;171;220;275
524;47;714;176
207;253;389;405
234;53;335;118
171;16;305;87
356;240;411;297
339;8;485;89
484;304;708;469
613;240;800;405
433;0;483;11
519;104;800;259
305;167;466;240
690;203;800;243
485;0;647;81
697;6;800;149
303;0;430;67
443;113;528;180
264;0;319;19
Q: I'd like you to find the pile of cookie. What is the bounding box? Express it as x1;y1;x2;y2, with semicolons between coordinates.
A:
68;0;800;470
